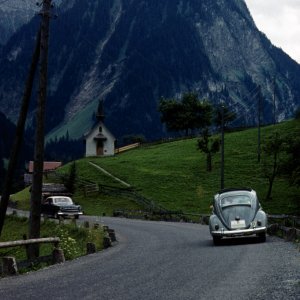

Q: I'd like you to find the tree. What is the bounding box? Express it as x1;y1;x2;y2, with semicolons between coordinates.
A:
159;98;184;133
0;28;41;236
197;128;220;171
159;92;212;136
213;104;236;128
122;134;146;145
262;132;286;200
64;161;77;194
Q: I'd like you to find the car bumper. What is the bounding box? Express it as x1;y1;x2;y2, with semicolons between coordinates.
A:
211;226;267;237
57;212;83;217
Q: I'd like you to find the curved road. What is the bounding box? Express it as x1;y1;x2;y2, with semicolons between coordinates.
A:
0;217;299;299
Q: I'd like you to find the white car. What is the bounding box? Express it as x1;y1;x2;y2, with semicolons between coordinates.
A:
209;188;267;245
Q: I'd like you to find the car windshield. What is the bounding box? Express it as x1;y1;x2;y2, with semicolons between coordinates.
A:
53;197;73;206
221;195;252;207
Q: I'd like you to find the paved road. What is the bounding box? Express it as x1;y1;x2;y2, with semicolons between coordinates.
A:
0;216;299;300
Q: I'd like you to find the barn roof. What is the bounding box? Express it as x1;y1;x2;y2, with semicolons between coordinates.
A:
28;161;62;173
29;183;72;200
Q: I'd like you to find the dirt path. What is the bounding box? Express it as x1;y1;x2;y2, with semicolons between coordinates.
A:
88;161;131;188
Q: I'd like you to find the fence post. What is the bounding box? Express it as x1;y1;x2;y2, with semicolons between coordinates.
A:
108;229;116;242
2;257;18;275
52;248;65;264
103;236;111;249
285;228;297;242
86;242;96;254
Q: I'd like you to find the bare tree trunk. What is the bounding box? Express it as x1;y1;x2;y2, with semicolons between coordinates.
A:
266;153;278;200
0;29;41;236
266;175;275;200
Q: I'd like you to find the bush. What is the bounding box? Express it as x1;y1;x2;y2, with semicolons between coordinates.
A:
55;226;81;260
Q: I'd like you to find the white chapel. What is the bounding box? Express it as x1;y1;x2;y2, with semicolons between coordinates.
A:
84;100;116;157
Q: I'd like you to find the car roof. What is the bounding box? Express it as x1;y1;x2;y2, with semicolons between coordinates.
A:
217;187;253;195
214;188;257;201
47;196;72;200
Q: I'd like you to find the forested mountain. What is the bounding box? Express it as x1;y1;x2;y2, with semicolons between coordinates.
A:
0;0;299;143
0;111;33;192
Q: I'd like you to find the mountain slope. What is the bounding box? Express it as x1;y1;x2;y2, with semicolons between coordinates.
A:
0;0;299;142
0;0;37;45
0;111;32;191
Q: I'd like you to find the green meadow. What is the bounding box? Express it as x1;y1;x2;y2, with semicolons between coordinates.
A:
12;120;300;216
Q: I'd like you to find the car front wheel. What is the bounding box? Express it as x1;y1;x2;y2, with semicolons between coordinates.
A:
213;236;222;246
257;232;266;243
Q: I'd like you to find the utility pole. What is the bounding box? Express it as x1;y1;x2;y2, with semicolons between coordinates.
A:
0;29;41;236
257;86;262;163
220;103;225;190
28;0;52;259
272;77;276;125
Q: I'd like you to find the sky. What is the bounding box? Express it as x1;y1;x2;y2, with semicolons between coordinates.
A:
245;0;300;64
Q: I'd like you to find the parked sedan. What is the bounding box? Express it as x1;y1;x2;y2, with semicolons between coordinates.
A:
209;188;267;245
42;196;83;219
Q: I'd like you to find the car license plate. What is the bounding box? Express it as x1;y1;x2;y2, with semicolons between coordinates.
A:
231;220;246;229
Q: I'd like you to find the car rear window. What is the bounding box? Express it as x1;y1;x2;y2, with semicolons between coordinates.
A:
221;195;252;207
53;197;73;205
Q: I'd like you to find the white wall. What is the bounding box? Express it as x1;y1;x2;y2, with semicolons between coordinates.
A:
85;123;115;157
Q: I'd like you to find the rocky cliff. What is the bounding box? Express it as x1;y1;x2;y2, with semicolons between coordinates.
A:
0;0;299;141
0;0;38;45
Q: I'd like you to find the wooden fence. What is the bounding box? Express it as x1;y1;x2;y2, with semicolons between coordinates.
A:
82;183;169;213
115;143;140;154
83;183;99;196
267;214;300;241
0;237;64;276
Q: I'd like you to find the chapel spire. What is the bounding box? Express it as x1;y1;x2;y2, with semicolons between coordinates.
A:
96;99;105;122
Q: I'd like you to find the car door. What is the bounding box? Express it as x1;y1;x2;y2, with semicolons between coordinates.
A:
42;197;55;216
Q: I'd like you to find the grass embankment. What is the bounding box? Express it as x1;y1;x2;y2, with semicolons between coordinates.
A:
11;120;300;216
0;215;104;271
11;159;144;215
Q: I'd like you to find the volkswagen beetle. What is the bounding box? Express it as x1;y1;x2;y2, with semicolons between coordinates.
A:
209;188;267;245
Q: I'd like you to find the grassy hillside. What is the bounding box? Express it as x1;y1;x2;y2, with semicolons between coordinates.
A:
0;215;105;264
86;120;299;215
12;120;300;216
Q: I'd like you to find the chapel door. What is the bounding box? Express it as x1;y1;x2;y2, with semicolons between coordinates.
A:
96;141;104;156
